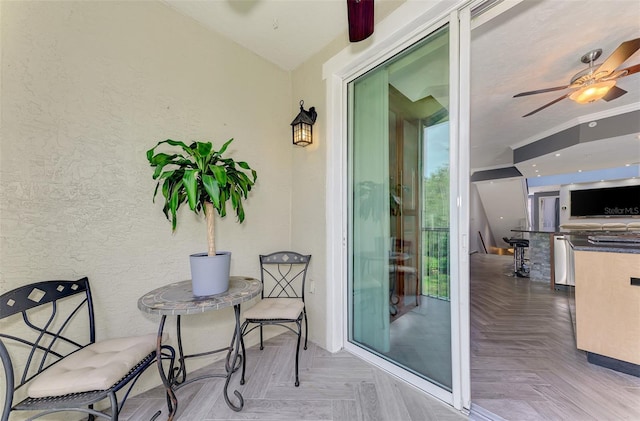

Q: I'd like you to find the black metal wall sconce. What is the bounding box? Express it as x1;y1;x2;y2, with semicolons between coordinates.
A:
291;100;317;147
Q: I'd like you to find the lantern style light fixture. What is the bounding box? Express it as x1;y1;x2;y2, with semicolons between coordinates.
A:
291;100;317;147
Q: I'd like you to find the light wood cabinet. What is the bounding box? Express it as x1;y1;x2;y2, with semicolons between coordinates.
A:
574;250;640;365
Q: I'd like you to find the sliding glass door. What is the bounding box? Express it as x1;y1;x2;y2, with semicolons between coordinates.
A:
348;25;453;390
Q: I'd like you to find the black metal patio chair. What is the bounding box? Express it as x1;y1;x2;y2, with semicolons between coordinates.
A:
239;251;311;387
0;277;175;421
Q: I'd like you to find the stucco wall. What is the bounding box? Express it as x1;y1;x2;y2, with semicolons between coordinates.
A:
290;34;350;351
1;0;293;412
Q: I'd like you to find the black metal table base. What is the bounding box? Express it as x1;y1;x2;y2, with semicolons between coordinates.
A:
155;305;245;420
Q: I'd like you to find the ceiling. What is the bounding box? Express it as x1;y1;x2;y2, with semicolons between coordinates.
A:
161;0;406;71
470;0;640;179
163;0;640;180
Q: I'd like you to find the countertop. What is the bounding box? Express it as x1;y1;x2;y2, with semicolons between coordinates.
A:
511;229;557;234
567;234;640;254
511;229;627;236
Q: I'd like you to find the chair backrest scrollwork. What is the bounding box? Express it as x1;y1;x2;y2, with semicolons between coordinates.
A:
259;252;311;301
0;277;95;418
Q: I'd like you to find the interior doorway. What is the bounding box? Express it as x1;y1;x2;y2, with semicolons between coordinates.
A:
533;191;560;232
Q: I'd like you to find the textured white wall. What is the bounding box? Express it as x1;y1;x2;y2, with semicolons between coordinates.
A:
290;56;331;349
1;0;293;409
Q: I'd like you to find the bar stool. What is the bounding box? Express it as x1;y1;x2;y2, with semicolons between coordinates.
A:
503;237;529;277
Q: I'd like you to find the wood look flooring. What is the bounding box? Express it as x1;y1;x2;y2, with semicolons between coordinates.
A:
120;333;466;421
121;253;640;421
470;253;640;420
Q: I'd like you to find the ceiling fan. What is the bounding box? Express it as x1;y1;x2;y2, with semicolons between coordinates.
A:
514;37;640;117
347;0;374;42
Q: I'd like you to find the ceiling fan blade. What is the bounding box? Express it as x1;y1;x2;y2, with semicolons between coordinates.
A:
616;62;640;77
513;85;571;97
522;93;571;117
347;0;374;42
600;63;640;82
595;37;640;76
602;85;627;102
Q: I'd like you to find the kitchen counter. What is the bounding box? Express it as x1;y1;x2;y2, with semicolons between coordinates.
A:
509;230;640;289
568;235;640;376
510;230;554;282
568;234;640;254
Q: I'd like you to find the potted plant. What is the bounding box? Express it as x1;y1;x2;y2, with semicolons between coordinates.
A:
147;138;257;296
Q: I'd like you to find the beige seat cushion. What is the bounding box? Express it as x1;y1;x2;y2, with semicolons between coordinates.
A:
244;298;304;321
28;334;158;398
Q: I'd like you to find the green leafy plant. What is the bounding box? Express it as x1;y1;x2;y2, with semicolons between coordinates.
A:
147;138;257;256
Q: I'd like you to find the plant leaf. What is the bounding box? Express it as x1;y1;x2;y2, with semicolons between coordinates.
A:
218;190;227;217
236;200;245;222
182;169;199;210
148;139;193;160
152;182;160;202
231;189;239;210
210;165;228;186
202;174;221;208
169;180;184;230
217;138;234;156
148;152;176;166
163;139;194;155
196;142;212;158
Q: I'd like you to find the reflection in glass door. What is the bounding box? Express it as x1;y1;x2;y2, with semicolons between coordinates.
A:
348;25;452;390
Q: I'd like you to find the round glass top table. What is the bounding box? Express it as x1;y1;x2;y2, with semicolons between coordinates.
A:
138;276;261;420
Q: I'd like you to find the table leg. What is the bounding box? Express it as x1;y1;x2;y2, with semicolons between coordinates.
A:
154;306;246;416
173;315;187;384
222;305;245;412
156;315;178;421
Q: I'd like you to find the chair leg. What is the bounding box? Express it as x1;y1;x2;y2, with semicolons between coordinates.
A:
259;325;264;350
303;309;308;350
108;391;119;421
295;320;302;387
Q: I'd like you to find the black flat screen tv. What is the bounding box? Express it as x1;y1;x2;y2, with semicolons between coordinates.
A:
570;185;640;217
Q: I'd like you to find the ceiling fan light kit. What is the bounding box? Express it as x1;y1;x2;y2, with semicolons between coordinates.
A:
514;37;640;116
569;80;616;104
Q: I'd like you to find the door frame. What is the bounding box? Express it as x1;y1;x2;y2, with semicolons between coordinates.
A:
533;191;561;231
322;0;475;411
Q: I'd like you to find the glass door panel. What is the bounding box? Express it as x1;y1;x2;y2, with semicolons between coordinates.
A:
348;25;452;390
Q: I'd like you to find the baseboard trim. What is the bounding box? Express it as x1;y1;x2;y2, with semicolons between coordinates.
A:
587;352;640;377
